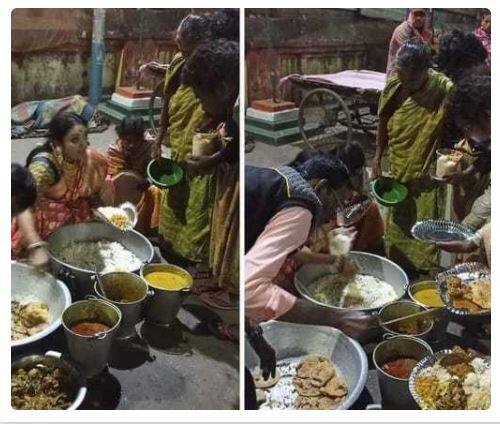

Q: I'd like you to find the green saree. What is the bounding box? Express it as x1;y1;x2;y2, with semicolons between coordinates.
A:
158;58;214;263
381;69;453;272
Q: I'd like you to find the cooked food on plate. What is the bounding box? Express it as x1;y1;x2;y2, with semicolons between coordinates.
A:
445;275;490;312
414;346;490;410
12;363;72;410
309;273;398;309
97;205;135;230
11;300;50;341
436;150;462;178
54;240;142;273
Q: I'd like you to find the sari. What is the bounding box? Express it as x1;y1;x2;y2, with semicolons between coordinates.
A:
380;69;453;272
11;147;107;256
209;114;240;293
106;138;161;235
158;82;213;262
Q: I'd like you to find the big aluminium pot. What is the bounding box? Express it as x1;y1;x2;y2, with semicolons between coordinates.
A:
47;222;154;299
295;251;409;313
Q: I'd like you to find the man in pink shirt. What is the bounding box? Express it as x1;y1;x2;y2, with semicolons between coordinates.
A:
245;154;378;342
386;9;433;76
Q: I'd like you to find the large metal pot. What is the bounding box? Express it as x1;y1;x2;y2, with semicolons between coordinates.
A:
245;321;368;410
47;222;154;299
62;299;121;378
11;261;72;349
11;351;87;410
93;271;149;339
140;263;192;326
295;251;409;312
373;336;432;410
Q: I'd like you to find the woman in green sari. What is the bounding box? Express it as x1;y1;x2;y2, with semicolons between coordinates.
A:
155;14;215;264
373;42;453;273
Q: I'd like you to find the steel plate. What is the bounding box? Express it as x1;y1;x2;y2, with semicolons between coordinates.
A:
411;220;475;243
436;262;490;317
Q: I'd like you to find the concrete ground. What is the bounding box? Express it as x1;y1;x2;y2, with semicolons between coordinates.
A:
11;127;239;410
245;128;382;169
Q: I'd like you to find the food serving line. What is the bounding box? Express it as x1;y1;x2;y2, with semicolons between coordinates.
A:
11;220;239;410
247;226;490;410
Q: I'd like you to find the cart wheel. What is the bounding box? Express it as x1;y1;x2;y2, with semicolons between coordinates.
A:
298;88;352;151
352;105;378;138
148;80;165;136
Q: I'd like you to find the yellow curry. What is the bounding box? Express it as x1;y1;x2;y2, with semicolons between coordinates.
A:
145;271;190;291
413;287;444;307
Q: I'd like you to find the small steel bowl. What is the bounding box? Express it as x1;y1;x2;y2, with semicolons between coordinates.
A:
379;300;434;339
408;280;444;308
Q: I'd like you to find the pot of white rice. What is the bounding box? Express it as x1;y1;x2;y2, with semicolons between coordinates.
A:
47;222;154;299
294;251;409;313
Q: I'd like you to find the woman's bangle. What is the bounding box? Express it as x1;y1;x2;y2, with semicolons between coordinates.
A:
26;241;48;251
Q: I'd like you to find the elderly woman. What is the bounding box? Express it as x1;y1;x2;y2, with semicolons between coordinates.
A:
373;42;453;273
182;39;240;307
156;13;215;265
12;112;108;261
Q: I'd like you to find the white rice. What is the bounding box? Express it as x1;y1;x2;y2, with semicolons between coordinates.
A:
463;358;491;409
309;274;398;309
419;363;453;383
55;240;142;274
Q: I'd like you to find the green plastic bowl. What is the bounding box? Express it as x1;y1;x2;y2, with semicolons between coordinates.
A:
371;176;408;207
147;158;183;188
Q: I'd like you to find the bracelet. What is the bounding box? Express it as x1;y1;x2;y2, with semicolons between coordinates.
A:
26;241;48;251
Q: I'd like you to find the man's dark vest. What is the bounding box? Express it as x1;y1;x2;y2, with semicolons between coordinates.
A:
245;165;322;253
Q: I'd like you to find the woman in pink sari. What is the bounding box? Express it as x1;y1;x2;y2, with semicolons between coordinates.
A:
12;112;108;260
474;10;491;67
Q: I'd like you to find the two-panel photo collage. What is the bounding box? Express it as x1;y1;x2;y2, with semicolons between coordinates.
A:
9;7;493;416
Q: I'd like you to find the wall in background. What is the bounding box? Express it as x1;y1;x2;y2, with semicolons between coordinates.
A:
245;8;480;102
11;8;191;105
